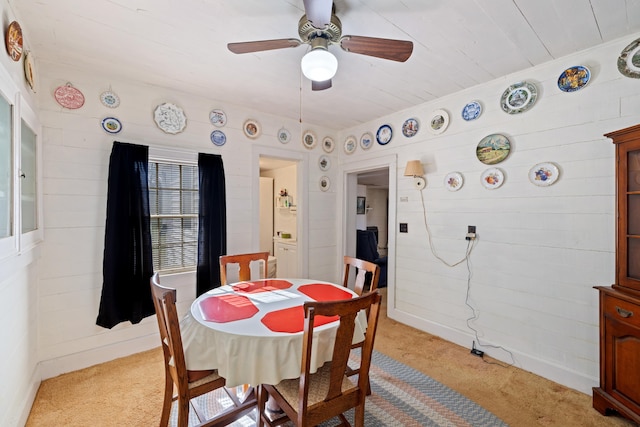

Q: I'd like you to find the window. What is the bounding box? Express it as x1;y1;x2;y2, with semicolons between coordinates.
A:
0;93;12;240
148;161;199;273
20;119;37;233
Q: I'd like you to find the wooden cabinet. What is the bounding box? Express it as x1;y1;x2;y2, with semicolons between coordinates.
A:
274;240;297;278
594;124;640;424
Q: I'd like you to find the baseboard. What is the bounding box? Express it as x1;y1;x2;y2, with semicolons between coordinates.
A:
39;334;159;380
387;306;597;395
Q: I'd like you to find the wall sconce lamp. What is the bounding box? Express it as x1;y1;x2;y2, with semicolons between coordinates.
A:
404;160;426;190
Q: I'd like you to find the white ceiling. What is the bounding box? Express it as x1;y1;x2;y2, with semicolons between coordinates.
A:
12;0;640;130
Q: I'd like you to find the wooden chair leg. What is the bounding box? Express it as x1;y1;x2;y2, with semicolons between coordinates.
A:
257;384;266;427
159;373;173;426
354;402;365;427
177;396;190;427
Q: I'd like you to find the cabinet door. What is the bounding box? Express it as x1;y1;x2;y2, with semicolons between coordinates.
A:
618;137;640;291
603;316;640;411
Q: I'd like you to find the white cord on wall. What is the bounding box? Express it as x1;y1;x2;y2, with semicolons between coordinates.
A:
418;188;514;367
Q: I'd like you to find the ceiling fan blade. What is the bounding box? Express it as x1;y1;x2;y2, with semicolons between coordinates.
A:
303;0;333;28
340;35;413;62
312;79;332;91
227;39;301;54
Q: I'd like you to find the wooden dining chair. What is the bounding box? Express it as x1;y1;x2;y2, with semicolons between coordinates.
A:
150;273;256;427
342;256;380;394
219;251;270;285
342;255;380;296
257;291;382;427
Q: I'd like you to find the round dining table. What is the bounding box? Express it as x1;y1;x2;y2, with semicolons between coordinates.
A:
180;278;366;388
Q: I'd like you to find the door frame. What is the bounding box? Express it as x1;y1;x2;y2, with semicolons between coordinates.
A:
341;154;397;307
252;146;308;278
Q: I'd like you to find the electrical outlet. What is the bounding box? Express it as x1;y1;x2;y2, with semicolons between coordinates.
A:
466;225;477;241
399;223;408;233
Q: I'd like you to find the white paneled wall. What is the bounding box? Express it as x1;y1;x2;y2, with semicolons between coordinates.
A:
35;61;339;378
338;32;640;393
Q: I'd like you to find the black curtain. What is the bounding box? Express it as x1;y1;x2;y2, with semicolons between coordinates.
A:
96;142;154;329
196;153;227;296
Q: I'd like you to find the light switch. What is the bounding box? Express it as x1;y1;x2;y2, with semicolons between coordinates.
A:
399;223;408;233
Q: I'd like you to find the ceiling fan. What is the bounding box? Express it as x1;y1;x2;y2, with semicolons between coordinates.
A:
227;0;413;91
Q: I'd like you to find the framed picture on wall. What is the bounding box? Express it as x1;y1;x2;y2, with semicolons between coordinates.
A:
357;196;366;214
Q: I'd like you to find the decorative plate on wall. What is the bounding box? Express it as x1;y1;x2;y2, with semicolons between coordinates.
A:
481;167;505;190
318;155;331;171
428;109;449;134
461;101;482;121
322;136;334;152
243;119;260;139
618;37;640;78
444;172;464;191
101;117;122;134
210;130;226;146
302;130;316;149
319;176;331;192
209;109;227;127
376;124;392;145
529;162;559;186
5;21;22;61
278;127;291;144
100;90;120;108
402;118;419;137
154;102;187;134
344;135;357;154
557;66;590;92
476;134;511;165
54;83;85;109
360;132;373;150
500;81;537;114
23;51;35;91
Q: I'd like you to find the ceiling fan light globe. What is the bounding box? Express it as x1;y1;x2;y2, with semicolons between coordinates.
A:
301;49;338;81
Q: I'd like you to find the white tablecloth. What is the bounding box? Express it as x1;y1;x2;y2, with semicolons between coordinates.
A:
181;278;366;388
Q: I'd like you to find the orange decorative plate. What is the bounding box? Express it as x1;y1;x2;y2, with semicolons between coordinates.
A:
5;21;22;61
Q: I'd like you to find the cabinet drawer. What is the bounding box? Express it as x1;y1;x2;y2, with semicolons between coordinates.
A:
603;293;640;329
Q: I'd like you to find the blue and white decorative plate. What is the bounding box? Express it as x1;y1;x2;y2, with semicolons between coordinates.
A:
100;90;120;108
210;130;226;146
101;117;122;134
344;135;357;154
360;132;373;150
402;118;419;137
557;66;590;92
461;101;482;121
376;124;392;145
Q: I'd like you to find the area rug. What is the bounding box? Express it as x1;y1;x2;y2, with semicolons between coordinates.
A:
172;350;509;426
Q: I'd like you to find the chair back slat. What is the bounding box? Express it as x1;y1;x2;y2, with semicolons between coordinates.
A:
342;256;380;296
219;251;270;285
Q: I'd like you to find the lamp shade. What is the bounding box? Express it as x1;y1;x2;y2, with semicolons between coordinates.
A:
404;160;424;177
301;49;338;82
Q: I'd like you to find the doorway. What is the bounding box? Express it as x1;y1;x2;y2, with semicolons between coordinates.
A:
342;156;397;296
252;145;308;278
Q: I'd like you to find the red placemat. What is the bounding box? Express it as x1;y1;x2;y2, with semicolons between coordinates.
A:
297;283;353;301
198;294;259;323
232;279;293;293
261;306;338;333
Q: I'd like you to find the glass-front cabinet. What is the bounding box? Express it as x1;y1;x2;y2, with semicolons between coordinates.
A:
593;124;640;424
